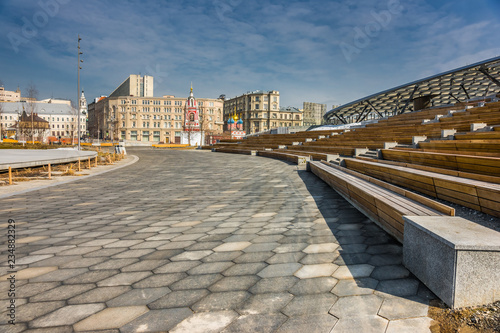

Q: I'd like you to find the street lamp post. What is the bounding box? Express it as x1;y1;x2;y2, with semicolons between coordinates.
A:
77;35;83;150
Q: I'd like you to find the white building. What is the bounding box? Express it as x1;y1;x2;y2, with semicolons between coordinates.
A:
0;101;86;142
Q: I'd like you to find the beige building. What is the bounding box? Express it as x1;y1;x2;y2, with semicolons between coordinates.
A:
109;74;154;98
90;76;224;143
0;87;21;102
224;90;303;134
303;102;327;126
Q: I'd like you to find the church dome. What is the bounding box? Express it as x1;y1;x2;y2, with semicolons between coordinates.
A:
227;118;235;124
237;118;243;124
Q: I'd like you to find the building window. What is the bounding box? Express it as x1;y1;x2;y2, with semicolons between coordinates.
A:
273;97;277;102
175;131;181;136
255;104;259;110
255;96;260;101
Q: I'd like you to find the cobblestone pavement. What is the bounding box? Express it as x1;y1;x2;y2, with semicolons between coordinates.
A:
0;149;435;332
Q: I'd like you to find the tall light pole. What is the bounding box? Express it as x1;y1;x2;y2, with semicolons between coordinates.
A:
77;35;83;150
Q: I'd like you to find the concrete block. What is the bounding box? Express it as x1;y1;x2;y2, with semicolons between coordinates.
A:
383;142;398;149
292;142;301;146
264;148;273;151
403;216;500;308
471;123;487;131
318;135;326;140
326;154;339;163
412;136;427;146
305;138;313;142
441;130;456;139
278;145;287;149
250;150;257;156
421;119;431;124
354;148;368;157
297;156;310;170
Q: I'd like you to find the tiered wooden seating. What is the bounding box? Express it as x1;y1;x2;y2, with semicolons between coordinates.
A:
381;149;500;177
310;161;454;242
343;158;500;218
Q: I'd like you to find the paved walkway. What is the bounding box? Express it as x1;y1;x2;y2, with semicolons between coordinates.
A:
0;149;434;332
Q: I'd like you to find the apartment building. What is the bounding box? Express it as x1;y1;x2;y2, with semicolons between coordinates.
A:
303;102;327;126
89;76;224;143
223;90;302;134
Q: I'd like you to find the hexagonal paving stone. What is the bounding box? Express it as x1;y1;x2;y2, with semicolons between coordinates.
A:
11;301;65;323
187;262;235;275
68;286;131;304
276;314;338;333
223;263;268;276
153;261;201;274
273;243;308;253
120;308;194;333
257;263;302;278
191;291;251;312
332;264;375;279
169;274;223;291
249;276;299;294
209;275;260;292
97;271;153;287
30;303;105;328
30;284;95;302
106;287;172;307
331;278;379;297
375;278;420;297
237;292;294;315
303;243;339;254
385;317;433;333
294;263;338;279
266;252;306;264
331;315;389;332
202;251;242;263
378;296;429;320
288;277;338;295
370;265;410;280
213;242;252;252
243;242;280;253
329;295;384;318
149;289;210;309
170;250;213;261
233;252;274;263
73;305;149;331
222;314;287;332
170;311;238;333
282;293;338;316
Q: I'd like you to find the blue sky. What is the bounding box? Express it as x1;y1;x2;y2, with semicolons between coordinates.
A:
0;0;499;109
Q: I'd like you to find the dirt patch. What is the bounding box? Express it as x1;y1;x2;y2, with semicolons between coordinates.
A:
429;300;500;332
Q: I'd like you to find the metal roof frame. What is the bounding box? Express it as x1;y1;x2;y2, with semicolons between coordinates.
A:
324;56;500;122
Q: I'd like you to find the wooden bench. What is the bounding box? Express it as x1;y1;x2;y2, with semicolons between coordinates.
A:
356;155;500;184
381;148;500;177
344;157;500;217
257;151;310;167
309;161;454;242
418;140;500;154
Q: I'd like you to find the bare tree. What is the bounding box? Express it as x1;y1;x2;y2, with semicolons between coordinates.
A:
25;82;38;143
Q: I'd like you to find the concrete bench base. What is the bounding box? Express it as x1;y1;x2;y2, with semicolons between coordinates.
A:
403;216;500;308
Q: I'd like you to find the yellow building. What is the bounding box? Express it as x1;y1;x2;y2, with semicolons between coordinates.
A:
90;77;224;144
223;90;303;134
